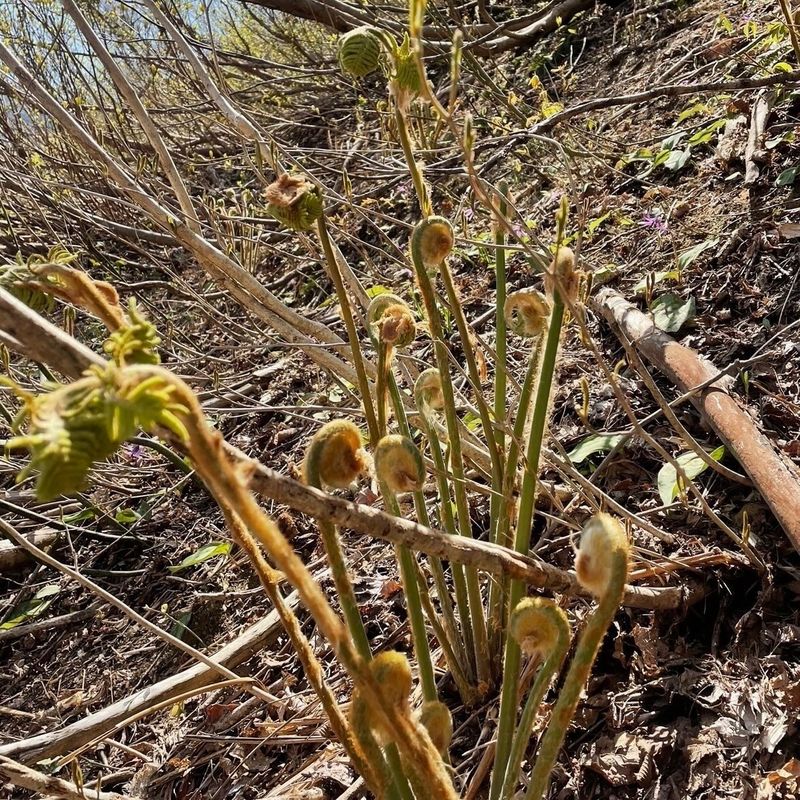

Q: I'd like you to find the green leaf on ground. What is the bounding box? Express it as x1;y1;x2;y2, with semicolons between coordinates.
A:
657;445;726;505
650;293;696;333
115;508;141;524
568;433;628;464
168;541;232;573
634;269;680;294
1;584;61;630
777;166;799;187
677;238;719;270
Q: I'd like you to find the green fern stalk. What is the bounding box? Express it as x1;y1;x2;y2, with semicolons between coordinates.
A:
526;515;629;800
410;218;491;688
490;293;565;800
500;599;571;800
315;213;380;447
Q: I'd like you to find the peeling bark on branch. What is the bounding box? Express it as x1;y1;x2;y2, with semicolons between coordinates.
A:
594;287;800;555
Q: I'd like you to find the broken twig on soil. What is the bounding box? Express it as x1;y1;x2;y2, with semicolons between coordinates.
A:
594;287;800;556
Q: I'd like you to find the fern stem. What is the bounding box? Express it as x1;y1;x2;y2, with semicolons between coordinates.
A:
316;214;380;447
411;220;491;688
525;550;627;800
490;297;565;800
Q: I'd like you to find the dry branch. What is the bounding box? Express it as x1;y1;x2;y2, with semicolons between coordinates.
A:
239;0;593;55
239;450;694;610
0;529;57;572
0;755;130;799
594;287;800;555
0;595;294;763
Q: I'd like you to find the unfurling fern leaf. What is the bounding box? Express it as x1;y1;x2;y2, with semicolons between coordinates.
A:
104;299;161;365
338;26;382;77
6;365;189;500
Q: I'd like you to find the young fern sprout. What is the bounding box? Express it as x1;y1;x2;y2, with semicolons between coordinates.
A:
416;216;454;271
374;434;425;494
351;650;448;800
303;419;369;490
504;290;551;339
374;434;437;702
499;598;571;800
389;33;423;110
264;173;323;232
414;368;445;417
411;216;491;688
337;26;383;77
6;364;188;501
543;246;580;306
368;294;416;436
351;650;413;745
525;514;630;800
303;421;373;659
417;700;453;757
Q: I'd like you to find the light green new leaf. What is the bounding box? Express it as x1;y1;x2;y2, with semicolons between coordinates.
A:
568;433;628;464
115;508;140;524
634;269;680;295
677;238;719;270
1;584;61;630
168;541;232;573
657;445;726;505
650;293;696;333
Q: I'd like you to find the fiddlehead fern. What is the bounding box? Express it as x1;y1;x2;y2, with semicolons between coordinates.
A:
374;434;425;494
302;420;369;490
265;173;323;232
500;598;571;800
302;420;372;658
338;26;383;77
525;514;629;800
368;294;416;435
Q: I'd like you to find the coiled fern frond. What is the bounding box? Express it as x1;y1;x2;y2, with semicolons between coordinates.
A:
265;173;323;232
391;34;422;101
0;246;80;313
338;26;382;77
104;298;161;365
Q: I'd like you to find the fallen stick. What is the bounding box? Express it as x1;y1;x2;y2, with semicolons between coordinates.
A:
744;89;775;185
594;287;800;554
0;529;57;572
240;452;694;611
0;754;130;800
0;604;101;644
0;595;294;764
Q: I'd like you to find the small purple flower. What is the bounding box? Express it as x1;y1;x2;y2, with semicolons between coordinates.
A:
123;443;144;464
640;211;668;235
511;222;527;239
463;207;475;222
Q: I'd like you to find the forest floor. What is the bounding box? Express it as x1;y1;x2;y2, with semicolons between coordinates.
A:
2;0;800;798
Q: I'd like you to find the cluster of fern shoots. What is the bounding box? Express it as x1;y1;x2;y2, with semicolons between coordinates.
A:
2;2;634;798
